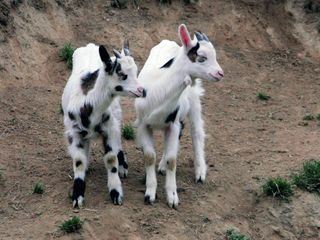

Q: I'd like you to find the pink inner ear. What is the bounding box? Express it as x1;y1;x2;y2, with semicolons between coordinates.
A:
179;25;191;48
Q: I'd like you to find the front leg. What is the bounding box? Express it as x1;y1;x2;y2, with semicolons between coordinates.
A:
67;131;90;208
137;124;157;204
101;117;123;205
162;122;180;208
188;96;207;183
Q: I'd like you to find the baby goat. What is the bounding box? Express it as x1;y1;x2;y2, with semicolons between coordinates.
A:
62;42;146;208
135;24;224;208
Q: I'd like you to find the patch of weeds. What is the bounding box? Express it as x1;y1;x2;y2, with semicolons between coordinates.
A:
158;0;172;5
293;160;320;194
256;92;271;101
59;43;75;69
262;177;293;200
226;229;250;240
183;0;198;4
112;0;128;8
0;170;4;184
122;124;135;140
304;0;320;14
303;114;315;121
316;113;320;121
59;216;83;233
33;182;45;194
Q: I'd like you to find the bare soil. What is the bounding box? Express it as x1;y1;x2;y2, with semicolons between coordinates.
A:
0;0;320;239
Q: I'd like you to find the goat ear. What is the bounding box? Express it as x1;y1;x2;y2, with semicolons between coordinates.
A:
123;39;130;56
113;49;122;59
179;24;192;49
195;31;203;41
203;33;210;42
99;45;112;72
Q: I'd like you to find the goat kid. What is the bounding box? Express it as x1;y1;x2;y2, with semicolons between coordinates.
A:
62;42;146;208
135;24;223;208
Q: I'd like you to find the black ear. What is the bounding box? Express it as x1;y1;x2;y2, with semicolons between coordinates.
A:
99;45;113;73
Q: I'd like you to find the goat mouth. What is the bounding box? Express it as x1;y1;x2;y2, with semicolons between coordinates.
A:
209;73;221;82
129;91;142;98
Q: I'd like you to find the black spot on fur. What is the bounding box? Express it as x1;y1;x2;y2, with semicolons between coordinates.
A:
110;189;121;205
160;58;174;69
111;167;117;173
104;144;112;153
80;103;93;128
68;112;75;121
101;113;110;123
81;69;99;95
79;130;88;138
117;150;128;169
115;85;123;92
187;42;200;62
94;124;102;134
68;135;73;144
77;142;84;148
103;136;112;153
165;106;180;123
72;178;86;207
76;160;82;167
179;121;185;139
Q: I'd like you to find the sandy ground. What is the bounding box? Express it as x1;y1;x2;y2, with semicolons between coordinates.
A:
0;0;320;239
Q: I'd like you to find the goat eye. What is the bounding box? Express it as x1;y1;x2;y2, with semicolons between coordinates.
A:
118;72;128;80
197;56;207;63
121;74;128;80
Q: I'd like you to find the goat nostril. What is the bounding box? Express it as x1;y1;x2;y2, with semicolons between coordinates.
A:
142;89;147;98
218;71;224;77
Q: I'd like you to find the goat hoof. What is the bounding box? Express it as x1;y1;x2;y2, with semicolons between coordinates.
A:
144;195;155;205
167;192;179;209
196;177;204;184
119;166;128;178
110;189;123;205
72;196;84;208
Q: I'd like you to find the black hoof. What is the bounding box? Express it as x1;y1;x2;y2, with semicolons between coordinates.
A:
196;177;204;184
110;189;122;205
144;195;154;205
72;178;85;208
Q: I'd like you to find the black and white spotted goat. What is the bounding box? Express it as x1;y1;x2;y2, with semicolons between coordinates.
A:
62;42;146;208
135;24;224;208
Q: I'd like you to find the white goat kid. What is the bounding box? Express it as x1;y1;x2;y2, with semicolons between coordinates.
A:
135;24;224;208
62;42;146;208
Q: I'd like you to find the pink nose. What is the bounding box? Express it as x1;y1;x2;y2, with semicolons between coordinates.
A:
137;87;144;93
137;87;147;98
218;70;224;77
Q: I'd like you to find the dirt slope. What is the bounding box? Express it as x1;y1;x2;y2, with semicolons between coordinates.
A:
0;0;320;239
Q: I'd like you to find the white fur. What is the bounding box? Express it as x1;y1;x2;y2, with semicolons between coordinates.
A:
135;24;223;208
62;43;143;207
